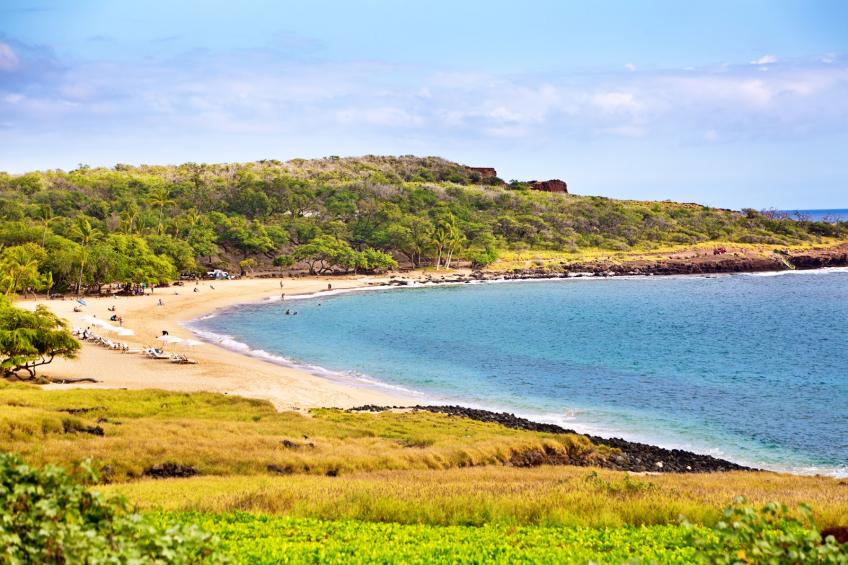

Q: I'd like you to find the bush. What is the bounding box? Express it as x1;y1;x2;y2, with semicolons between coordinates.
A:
0;453;222;563
687;496;848;564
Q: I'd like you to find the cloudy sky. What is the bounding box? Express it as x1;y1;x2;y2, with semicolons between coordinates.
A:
1;0;846;208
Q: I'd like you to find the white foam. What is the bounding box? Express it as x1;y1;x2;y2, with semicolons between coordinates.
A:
742;266;848;277
184;325;427;399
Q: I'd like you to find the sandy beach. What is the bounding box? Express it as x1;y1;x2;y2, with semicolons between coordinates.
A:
16;275;426;411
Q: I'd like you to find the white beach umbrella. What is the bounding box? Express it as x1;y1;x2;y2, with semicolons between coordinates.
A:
116;328;135;336
156;335;183;345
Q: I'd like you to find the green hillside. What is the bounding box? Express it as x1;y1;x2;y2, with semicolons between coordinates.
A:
1;156;845;294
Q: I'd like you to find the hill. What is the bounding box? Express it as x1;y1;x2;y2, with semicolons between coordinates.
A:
1;155;846;294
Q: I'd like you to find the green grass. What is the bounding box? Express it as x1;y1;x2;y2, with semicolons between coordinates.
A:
151;512;708;564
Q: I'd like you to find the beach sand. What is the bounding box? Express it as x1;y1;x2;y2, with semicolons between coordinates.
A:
16;275;426;411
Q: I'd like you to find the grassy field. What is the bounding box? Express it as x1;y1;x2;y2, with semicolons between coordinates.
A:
149;513;709;564
2;381;847;531
0;382;605;481
490;238;846;271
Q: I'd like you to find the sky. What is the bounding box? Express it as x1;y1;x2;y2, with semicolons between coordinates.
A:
1;0;846;209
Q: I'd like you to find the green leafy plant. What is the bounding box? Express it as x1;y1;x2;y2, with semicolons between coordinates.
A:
687;496;848;564
0;297;80;379
0;453;222;563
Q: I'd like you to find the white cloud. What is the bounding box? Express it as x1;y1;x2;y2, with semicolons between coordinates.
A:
591;91;640;114
750;54;778;65
704;129;719;142
821;53;837;64
0;42;20;71
624;63;636;72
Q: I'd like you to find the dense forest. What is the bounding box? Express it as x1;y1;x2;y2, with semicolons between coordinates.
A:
0;155;845;295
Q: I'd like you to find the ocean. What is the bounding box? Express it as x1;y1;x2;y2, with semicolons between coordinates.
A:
191;269;848;476
779;209;848;222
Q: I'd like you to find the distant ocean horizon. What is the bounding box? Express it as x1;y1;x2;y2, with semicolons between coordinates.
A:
192;270;848;477
776;208;848;222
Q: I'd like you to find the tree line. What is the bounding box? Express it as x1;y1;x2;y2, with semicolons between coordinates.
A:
1;155;844;296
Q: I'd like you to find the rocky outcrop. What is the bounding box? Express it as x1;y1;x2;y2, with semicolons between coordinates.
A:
349;405;751;473
143;462;199;479
528;179;568;193
465;166;498;180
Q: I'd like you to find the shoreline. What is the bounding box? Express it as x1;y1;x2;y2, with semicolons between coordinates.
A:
14;260;848;475
17;275;422;411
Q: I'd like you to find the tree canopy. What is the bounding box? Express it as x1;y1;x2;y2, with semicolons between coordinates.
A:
0;297;80;379
0;155;844;294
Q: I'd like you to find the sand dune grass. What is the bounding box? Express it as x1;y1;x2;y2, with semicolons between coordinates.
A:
0;382;604;479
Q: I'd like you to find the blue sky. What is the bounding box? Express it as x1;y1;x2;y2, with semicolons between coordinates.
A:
1;0;846;208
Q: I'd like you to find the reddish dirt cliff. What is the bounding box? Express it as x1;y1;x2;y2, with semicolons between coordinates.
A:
528;179;568;193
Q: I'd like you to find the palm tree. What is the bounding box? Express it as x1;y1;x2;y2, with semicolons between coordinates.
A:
71;217;102;295
1;246;41;296
146;186;176;235
35;206;58;247
443;224;465;270
119;201;140;234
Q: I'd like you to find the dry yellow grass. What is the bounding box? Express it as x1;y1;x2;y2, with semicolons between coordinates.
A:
491;238;845;271
0;383;603;480
102;466;848;528
4;382;846;530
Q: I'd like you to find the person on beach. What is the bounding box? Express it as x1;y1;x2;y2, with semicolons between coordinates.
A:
327;283;332;291
279;281;284;288
157;298;164;306
162;330;169;336
193;287;199;293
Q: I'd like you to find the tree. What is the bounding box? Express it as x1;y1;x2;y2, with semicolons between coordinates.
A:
34;205;58;247
146;186;176;235
292;235;357;275
239;258;257;275
0;297;80;379
70;217;102;295
357;248;398;274
0;243;51;297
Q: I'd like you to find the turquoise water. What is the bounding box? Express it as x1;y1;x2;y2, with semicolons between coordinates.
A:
191;270;848;475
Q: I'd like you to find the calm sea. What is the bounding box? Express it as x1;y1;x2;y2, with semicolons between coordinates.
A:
191;270;848;476
779;209;848;222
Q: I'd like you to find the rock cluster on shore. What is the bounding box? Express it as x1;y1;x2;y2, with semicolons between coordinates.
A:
349;405;751;473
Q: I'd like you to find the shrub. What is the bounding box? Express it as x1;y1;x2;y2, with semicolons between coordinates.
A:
687;496;848;564
0;453;222;563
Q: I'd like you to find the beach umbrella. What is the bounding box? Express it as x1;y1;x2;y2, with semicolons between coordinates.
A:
76;298;88;306
116;328;135;336
156;335;183;346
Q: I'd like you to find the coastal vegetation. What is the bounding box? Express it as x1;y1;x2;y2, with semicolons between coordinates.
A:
0;295;79;379
1;156;846;294
1;382;846;562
